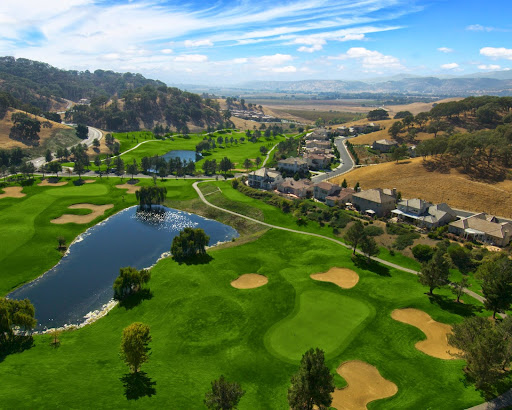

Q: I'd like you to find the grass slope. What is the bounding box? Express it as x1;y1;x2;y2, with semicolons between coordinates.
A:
330;157;512;218
0;229;494;409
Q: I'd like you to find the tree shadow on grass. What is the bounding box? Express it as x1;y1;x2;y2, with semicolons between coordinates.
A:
20;179;35;186
118;289;153;310
353;254;391;277
0;335;34;364
73;179;85;186
120;371;156;400
428;293;483;317
174;253;213;266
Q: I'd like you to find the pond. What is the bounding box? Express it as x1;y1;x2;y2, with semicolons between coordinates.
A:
162;150;201;163
8;206;238;330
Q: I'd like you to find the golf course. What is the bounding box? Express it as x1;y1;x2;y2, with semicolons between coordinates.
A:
0;176;504;408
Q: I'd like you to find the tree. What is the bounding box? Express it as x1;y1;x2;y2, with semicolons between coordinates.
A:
476;255;512;319
449;316;506;389
76;124;88;139
260;145;268;155
344;220;365;255
360;235;379;261
391;145;408;163
171;227;210;261
45;149;53;163
243;158;252;171
287;348;334;410
115;156;125;179
388;121;403;138
451;276;470;303
255;157;262;167
74;160;85;180
448;245;474;275
47;161;62;178
113;267;151;300
92;138;100;148
204;375;245;410
341;179;347;188
126;160;138;181
9;113;40;143
219;156;233;176
367;109;389;121
394;110;413;119
0;298;37;343
418;249;450;295
135;186;167;207
120;322;151;373
411;244;434;263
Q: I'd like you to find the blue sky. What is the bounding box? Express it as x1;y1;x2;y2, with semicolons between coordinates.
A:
0;0;511;85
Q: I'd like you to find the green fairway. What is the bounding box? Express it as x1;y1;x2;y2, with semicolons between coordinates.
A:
266;290;372;361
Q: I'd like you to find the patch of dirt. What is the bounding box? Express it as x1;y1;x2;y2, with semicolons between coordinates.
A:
0;186;26;199
51;204;114;224
116;183;140;194
231;274;268;289
332;360;398;410
391;308;462;359
310;267;359;289
38;179;68;187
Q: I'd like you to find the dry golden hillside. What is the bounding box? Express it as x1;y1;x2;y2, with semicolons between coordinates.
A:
329;157;512;218
0;108;72;149
385;97;463;116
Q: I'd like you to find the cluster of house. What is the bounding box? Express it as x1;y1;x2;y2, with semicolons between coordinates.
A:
230;109;279;123
302;129;336;170
337;123;380;136
246;171;512;247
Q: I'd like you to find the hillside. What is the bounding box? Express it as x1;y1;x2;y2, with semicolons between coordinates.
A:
0;57;165;111
329;157;512;218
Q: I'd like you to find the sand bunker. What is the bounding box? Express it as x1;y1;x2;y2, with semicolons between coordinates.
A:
51;204;114;224
116;183;140;194
231;274;268;289
332;361;398;410
391;308;462;359
83;179;96;184
0;186;26;199
311;267;359;289
38;179;68;187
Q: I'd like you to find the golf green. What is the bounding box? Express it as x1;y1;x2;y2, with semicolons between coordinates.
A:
266;290;371;361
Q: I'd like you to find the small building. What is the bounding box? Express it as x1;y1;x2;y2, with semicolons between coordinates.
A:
313;181;341;202
305;153;332;170
325;188;355;207
306;129;329;141
448;213;512;247
247;168;283;190
391;199;457;229
277;178;312;198
351;188;396;217
372;139;398;153
277;157;309;174
305;140;331;150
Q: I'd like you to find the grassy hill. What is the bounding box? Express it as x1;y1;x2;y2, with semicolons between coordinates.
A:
330;157;512;218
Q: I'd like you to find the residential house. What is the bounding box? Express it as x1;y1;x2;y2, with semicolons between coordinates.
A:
391;199;457;229
448;213;512;247
247;168;283;190
305;140;331;150
306;129;329;141
325;188;355;207
372;139;398;153
305;153;332;170
277;178;312;198
351;188;396;217
313;181;341;201
277;157;309;174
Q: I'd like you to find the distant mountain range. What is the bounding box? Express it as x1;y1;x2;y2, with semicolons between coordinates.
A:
239;71;512;96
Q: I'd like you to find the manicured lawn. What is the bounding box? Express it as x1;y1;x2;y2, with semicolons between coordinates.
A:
0;177;197;295
0;229;494;408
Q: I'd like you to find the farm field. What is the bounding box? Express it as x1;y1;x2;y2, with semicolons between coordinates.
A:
329;157;512;218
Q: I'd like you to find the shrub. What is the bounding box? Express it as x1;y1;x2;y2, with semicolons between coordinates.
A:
364;225;384;237
412;244;434;263
393;232;420;250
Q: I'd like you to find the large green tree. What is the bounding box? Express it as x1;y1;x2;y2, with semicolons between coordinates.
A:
418;249;450;295
204;375;245;410
135;186;167;207
171;227;210;261
113;267;151;301
219;156;233;176
120;322;151;373
344;220;365;255
476;255;512;319
0;298;37;343
287;348;334;410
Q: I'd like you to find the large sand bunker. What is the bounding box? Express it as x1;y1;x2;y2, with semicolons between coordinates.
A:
332;360;398;410
51;204;114;224
391;308;462;359
231;274;268;289
83;179;96;184
0;186;26;199
38;179;68;187
116;183;140;194
311;267;359;289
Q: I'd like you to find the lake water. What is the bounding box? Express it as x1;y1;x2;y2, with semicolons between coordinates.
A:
9;206;238;330
162;150;201;163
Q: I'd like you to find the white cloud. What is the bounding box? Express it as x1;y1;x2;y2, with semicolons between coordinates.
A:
184;39;214;47
161;49;173;54
438;47;453;53
478;64;501;70
466;24;493;32
480;47;512;60
252;54;293;66
295;37;325;53
330;47;402;69
271;66;297;73
174;54;208;63
233;58;248;64
337;33;365;42
441;63;459;70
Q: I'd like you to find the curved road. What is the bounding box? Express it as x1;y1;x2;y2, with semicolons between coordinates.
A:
311;136;355;183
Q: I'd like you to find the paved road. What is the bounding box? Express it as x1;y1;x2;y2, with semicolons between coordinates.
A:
311;136;355;182
31;126;103;169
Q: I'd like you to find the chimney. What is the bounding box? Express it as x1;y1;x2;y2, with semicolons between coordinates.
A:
392;188;397;197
